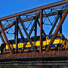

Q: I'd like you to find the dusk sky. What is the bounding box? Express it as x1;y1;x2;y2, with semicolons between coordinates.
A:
0;0;68;44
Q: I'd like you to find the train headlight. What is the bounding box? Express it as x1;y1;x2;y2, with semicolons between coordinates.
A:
55;45;57;47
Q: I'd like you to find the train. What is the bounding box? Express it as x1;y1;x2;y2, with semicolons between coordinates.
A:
0;34;67;54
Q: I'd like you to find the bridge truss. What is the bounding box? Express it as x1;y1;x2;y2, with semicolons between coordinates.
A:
0;0;68;65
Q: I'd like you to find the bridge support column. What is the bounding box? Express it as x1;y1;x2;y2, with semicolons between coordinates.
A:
40;10;43;52
15;16;18;53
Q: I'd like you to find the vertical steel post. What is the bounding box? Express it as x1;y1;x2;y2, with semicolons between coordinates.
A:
0;22;13;54
40;10;43;52
46;7;68;52
15;16;18;53
60;13;62;34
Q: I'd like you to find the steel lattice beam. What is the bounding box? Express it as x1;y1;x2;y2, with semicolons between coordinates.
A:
49;16;59;35
46;6;68;52
15;17;18;53
0;10;65;35
0;0;67;58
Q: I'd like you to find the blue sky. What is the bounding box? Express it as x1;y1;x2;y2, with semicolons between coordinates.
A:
0;0;68;44
0;0;62;17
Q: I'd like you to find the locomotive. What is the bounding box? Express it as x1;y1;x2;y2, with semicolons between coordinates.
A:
0;34;67;54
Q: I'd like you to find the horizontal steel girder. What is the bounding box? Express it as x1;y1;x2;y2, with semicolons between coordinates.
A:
0;50;68;60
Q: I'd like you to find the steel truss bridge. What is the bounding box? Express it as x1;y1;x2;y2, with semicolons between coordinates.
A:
0;0;68;66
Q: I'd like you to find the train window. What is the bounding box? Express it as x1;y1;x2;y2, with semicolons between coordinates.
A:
42;38;46;41
56;36;61;38
62;35;65;38
49;37;52;39
36;36;40;41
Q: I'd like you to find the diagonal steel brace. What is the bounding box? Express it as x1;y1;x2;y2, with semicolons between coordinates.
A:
49;15;59;35
19;13;40;52
0;22;13;54
46;6;68;52
0;34;5;43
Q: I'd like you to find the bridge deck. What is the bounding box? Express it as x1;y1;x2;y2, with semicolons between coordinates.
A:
0;50;68;65
0;50;68;60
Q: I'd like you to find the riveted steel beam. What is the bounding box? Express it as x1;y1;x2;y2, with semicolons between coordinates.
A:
46;6;68;52
0;1;68;21
15;17;18;53
0;22;13;54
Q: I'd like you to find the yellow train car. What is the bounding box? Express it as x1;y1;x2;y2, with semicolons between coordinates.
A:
1;34;67;54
